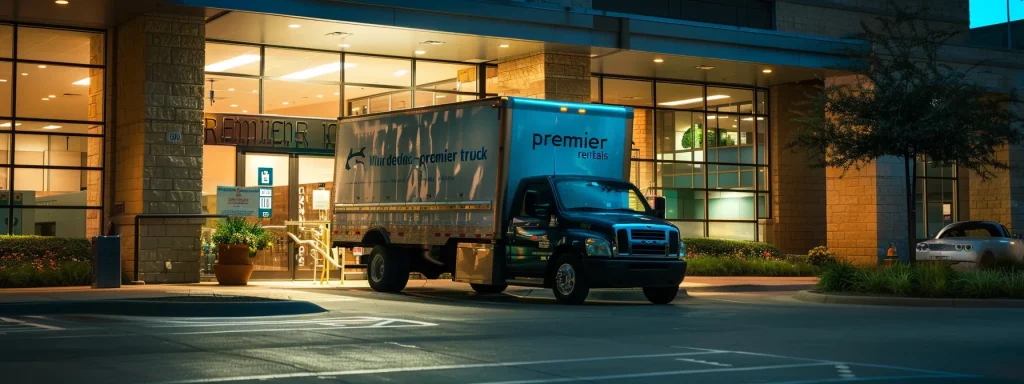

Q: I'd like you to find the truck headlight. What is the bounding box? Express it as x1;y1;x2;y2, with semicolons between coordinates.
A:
585;238;612;257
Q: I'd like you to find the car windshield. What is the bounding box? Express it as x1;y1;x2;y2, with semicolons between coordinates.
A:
554;179;651;214
938;222;1005;239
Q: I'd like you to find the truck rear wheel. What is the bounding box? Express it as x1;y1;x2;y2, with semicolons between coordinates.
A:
642;287;679;304
551;253;590;305
470;283;508;294
368;246;410;293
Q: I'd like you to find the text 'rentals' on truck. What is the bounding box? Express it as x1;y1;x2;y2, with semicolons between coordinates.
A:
332;97;687;304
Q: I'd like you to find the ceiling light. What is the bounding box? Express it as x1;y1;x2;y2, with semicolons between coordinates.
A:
280;62;355;80
653;58;664;63
42;125;62;130
55;0;69;4
393;70;408;77
414;50;426;55
288;24;301;29
47;94;56;98
0;79;6;82
20;73;27;76
228;88;235;92
742;117;754;121
694;65;715;70
762;68;773;73
72;77;89;85
37;65;46;69
338;44;350;48
230;104;238;107
498;44;510;48
0;123;20;127
251;89;257;93
657;95;730;107
333;92;340;96
205;54;260;72
41;98;49;101
757;117;764;120
316;94;323;98
242;110;248;113
282;101;290;105
435;95;446;99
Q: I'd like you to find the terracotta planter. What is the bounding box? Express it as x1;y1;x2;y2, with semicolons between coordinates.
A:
214;244;254;285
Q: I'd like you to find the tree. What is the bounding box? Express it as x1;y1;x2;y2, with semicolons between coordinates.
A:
788;2;1024;262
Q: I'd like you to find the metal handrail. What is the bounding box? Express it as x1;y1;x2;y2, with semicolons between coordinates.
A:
133;213;229;282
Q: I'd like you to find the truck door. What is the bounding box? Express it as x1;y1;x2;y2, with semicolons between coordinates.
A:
506;181;557;277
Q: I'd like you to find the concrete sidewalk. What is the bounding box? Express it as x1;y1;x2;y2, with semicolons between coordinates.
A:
0;276;816;304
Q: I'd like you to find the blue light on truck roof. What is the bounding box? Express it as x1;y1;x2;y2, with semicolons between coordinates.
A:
505;97;633;118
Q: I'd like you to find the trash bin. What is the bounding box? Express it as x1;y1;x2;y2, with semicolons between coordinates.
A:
92;235;121;289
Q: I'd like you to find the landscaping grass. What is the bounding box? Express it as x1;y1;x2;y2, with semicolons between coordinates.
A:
816;262;1024;299
686;256;821;277
0;261;92;288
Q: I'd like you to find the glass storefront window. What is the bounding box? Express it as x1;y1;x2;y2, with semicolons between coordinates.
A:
656;110;705;162
673;221;705;238
8;208;101;238
708;191;756;220
13;135;101;167
204;75;259;114
345;55;411;87
915;156;957;240
707;87;753;113
413;91;475;108
16;63;102;121
345;86;410;115
0;25;12;59
656;83;703;109
756;89;767;114
708;221;756;241
415;61;477;92
0;61;11;117
18;27;103;65
265;48;341;82
201;145;236;212
659;162;704;189
263;80;339;118
663;189;705;220
590;76;599;103
205;42;260;76
602;78;652;107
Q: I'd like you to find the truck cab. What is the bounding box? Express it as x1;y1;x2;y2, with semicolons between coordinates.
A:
497;175;687;304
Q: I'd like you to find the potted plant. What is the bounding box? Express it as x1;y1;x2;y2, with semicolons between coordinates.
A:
211;218;274;285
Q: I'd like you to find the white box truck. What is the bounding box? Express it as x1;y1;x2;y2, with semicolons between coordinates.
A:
332;97;687;304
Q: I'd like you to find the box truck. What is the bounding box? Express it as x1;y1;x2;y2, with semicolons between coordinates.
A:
332;97;687;304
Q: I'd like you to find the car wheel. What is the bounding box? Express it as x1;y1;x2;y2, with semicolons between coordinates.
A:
367;245;410;293
980;252;996;270
470;283;508;294
642;287;679;304
551;253;590;305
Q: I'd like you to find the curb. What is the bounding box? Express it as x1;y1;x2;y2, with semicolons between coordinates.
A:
505;288;690;302
685;284;814;293
0;297;327;317
793;290;1024;308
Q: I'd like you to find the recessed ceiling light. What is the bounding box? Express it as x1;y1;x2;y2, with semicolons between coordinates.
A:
242;110;248;113
694;65;715;70
72;77;89;85
251;89;257;93
316;94;323;98
333;92;340;96
0;79;6;82
0;123;20;127
20;73;27;76
228;88;235;92
653;58;664;63
498;44;510;48
205;54;260;72
288;24;301;29
658;95;730;107
414;50;426;55
230;104;238;107
435;95;446;99
42;125;62;130
282;101;289;105
280;62;355;80
762;68;773;73
47;94;56;98
393;70;408;77
41;98;49;101
338;44;350;48
37;65;46;69
55;0;69;4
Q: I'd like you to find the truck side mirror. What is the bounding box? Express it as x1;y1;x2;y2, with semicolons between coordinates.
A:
653;196;666;219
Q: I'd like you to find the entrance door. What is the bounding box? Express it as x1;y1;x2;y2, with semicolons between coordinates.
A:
243;153;291;278
294;155;337;279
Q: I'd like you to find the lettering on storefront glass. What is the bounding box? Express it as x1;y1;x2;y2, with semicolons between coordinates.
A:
203;113;337;152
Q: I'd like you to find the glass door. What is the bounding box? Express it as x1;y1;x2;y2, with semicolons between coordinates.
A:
294;155;337;279
243;153;291;277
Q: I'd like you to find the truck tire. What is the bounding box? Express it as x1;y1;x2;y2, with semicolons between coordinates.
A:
551;253;590;305
368;246;410;293
470;283;508;294
642;287;679;304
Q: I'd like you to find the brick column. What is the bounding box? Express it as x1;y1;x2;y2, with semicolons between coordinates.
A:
496;53;590;102
112;14;205;283
769;80;826;255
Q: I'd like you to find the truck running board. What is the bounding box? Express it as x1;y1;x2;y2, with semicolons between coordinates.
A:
505;277;545;288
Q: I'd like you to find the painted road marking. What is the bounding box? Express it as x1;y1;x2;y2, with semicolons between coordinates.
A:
0;316;65;333
468;363;835;384
142;316;436;329
147;351;728;384
676;357;732;367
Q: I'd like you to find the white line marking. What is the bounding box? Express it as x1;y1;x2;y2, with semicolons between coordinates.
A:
146;351;727;384
840;373;857;378
160;324;433;335
672;346;969;377
385;341;418;349
757;374;976;384
468;363;834;384
676;358;732;367
0;316;64;331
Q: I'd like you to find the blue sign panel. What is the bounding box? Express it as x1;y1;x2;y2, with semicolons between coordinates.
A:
258;167;273;186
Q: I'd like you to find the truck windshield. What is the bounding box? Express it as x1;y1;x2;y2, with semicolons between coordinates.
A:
555;180;651;214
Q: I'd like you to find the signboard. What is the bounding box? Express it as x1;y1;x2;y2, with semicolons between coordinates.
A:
258;188;273;218
258;167;273;186
203;113;337;153
216;186;261;217
312;189;331;210
167;131;182;144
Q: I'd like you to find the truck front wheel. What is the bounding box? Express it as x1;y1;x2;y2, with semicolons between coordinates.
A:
551;253;590;305
642;287;679;304
368;246;410;293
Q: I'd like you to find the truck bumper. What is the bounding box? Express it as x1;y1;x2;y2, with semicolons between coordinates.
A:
583;258;687;288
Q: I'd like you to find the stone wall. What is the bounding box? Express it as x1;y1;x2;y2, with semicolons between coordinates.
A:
112;13;206;283
497;53;591;102
769;80;827;255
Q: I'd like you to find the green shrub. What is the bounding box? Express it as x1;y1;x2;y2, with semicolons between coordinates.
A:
816;262;859;292
212;218;275;257
912;262;956;297
855;268;891;294
1004;272;1024;299
0;261;91;288
880;263;913;295
0;236;91;261
683;238;782;259
686;256;819;277
806;246;838;267
956;271;1005;298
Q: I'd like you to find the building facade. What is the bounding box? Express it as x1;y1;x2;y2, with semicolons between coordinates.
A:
1;0;1020;282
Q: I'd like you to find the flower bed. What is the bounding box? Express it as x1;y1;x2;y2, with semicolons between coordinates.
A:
816;262;1024;299
0;236;93;288
682;238;819;277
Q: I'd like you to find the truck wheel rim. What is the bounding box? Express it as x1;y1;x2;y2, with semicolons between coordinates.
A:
371;254;384;282
556;263;575;295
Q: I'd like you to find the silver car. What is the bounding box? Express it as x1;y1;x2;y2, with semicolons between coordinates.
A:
916;221;1024;269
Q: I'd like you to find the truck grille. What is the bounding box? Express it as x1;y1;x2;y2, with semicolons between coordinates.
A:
616;227;677;257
